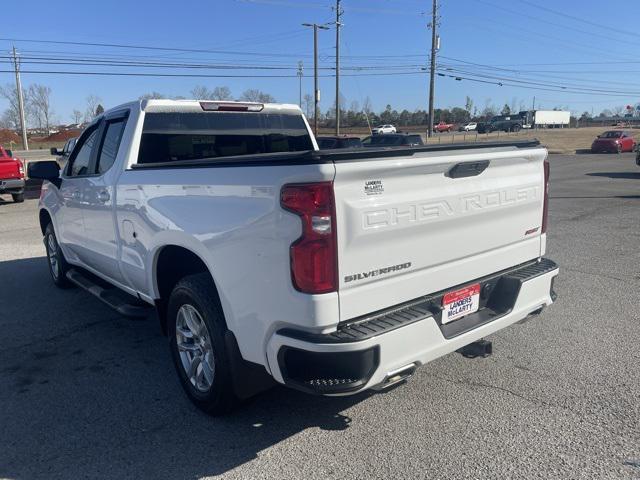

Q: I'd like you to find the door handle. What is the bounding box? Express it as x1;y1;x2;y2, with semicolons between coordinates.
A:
97;190;110;203
63;189;80;200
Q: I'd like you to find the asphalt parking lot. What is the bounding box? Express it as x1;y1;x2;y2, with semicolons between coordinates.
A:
1;153;638;479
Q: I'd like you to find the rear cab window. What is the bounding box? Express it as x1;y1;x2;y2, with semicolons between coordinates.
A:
137;111;313;164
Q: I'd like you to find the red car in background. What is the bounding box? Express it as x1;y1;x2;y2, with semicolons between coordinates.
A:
433;121;455;133
591;130;636;153
0;146;25;203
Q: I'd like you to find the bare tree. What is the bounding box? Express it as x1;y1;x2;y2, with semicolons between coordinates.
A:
239;89;275;103
0;110;15;129
302;93;313;119
510;97;518;115
0;83;27;130
28;84;54;132
464;96;474;115
190;86;233;101
139;92;166;100
212;86;233;100
85;94;102;122
71;110;83;124
191;85;213;100
611;105;625;117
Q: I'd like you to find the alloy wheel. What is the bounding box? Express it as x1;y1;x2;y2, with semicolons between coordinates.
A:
175;304;215;393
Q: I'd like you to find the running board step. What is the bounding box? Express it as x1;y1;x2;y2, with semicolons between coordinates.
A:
66;269;151;318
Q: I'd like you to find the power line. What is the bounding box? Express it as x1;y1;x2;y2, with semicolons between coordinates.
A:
476;0;640;48
439;66;640;95
0;37;312;59
516;0;640;40
0;68;430;78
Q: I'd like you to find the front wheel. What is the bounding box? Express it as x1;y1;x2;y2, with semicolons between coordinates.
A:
44;223;72;288
12;193;24;203
168;273;238;415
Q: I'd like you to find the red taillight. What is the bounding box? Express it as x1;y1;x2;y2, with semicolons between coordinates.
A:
280;182;337;294
541;159;550;233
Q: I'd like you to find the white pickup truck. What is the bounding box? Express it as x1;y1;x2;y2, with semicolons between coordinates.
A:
29;99;559;415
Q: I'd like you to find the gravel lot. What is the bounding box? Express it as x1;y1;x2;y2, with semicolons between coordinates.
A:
0;153;638;480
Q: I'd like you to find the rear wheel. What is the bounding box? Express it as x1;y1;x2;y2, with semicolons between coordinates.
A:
11;193;24;203
44;222;72;288
168;273;237;415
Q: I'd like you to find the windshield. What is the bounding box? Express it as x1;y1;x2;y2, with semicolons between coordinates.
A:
600;131;622;138
137;112;313;164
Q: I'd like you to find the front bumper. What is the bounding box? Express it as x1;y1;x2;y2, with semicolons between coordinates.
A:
0;178;25;193
267;258;559;395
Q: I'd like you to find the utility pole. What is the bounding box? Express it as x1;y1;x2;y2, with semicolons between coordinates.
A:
427;0;438;138
297;61;304;108
335;0;342;135
303;23;330;135
11;46;28;150
532;96;536;110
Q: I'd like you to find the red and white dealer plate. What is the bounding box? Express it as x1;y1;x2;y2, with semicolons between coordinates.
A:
441;283;481;324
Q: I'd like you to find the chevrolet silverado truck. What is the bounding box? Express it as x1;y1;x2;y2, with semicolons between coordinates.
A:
0;146;25;203
28;99;559;415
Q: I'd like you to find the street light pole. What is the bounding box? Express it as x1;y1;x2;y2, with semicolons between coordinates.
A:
297;61;303;108
11;46;28;150
427;0;438;138
303;23;330;136
335;0;342;135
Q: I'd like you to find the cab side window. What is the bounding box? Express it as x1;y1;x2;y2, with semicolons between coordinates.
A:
67;128;99;177
96;119;126;174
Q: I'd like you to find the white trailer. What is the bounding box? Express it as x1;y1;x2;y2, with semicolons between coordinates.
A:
534;110;570;128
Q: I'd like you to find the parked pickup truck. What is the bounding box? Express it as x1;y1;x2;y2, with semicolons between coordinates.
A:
433;121;455;133
478;115;523;134
29;99;559;415
0;146;25;203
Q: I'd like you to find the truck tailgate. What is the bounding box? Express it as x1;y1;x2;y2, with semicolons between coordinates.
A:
0;159;20;179
333;145;547;321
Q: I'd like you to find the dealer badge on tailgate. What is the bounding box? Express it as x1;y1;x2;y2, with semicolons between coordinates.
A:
441;284;481;324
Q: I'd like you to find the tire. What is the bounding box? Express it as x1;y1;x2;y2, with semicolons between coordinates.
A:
167;273;237;415
44;222;72;288
12;193;24;203
512;125;521;132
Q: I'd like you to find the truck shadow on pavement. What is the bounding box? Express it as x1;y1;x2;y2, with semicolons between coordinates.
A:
586;172;640;180
0;256;371;479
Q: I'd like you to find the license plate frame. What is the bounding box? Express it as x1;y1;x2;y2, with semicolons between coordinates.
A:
441;283;481;324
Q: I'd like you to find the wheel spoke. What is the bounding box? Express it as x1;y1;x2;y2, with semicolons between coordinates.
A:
184;308;201;337
177;342;199;353
176;325;194;340
201;354;214;386
188;354;202;381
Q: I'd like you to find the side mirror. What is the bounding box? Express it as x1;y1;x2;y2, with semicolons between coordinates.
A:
50;147;61;155
28;161;61;188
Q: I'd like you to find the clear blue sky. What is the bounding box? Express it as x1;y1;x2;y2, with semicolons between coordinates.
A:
2;0;639;123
